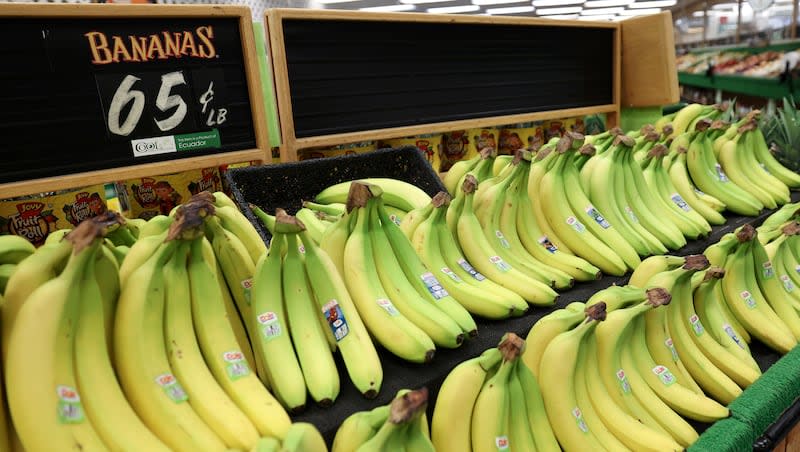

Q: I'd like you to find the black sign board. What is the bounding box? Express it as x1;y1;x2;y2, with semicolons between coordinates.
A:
0;14;257;185
278;17;615;139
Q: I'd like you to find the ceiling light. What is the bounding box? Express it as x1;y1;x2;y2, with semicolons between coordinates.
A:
581;6;623;13
539;12;581;17
400;0;454;4
619;7;661;13
578;13;618;18
583;0;632;6
775;0;793;3
427;4;481;12
359;4;417;11
486;5;535;12
536;6;582;13
316;0;361;4
711;2;738;9
531;0;584;6
473;0;528;5
628;0;675;7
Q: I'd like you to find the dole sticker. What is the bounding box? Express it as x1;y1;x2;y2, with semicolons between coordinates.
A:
740;291;757;309
257;311;282;341
689;314;705;336
781;275;795;293
572;407;589;433
762;261;775;279
458;259;486;281
223;350;250;380
155;373;188;403
241;278;254;305
495;230;511;249
421;272;449;300
441;267;463;283
489;255;512;272
616;369;631;394
652;366;676;386
665;338;679;361
625;206;639;223
56;385;85;424
377;298;400;316
322;299;349;341
566;216;586;233
389;214;401;226
715;164;729;182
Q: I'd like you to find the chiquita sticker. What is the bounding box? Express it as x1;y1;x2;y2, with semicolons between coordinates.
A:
584;205;610;228
457;259;486;281
538;236;558;253
322;300;349;341
495;435;510;450
670;194;691;212
421;272;448;300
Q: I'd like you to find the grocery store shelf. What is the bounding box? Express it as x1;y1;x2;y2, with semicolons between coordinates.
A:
678;72;799;101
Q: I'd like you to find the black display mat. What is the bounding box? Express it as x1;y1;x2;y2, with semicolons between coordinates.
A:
227;148;798;445
280;18;615;138
0;17;256;184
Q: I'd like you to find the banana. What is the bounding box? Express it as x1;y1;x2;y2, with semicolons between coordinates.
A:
45;228;73;245
693;268;759;372
283;233;340;405
582;334;682;452
539;148;628;275
750;127;800;188
2;238;72;366
670;104;706;137
316;178;431;212
343;187;436;363
333;406;389;452
0;235;35;265
515;163;601;282
666;148;726;225
251;437;281;452
432;348;502;452
358;389;430;452
515;360;561;452
471;350;514;452
521;306;586;378
164;242;259;449
320;210;353;279
118;231;168;285
215;204;268;265
115;237;227;451
0;264;14;294
704;233;739;269
212;191;239;210
760;203;800;233
722;228;797;354
457;175;558;305
411;199;522;319
250;230;306;412
749;227;800;340
75;232;170;451
251;205;277;234
368;204;466;348
404;409;435;452
280;423;327;452
657;261;744;404
507;360;537;452
295;208;330;245
539;309;607;451
444;157;480;196
628;255;687;288
138;215;174;238
399;203;434;239
0;294;10;452
375;200;477;335
303;200;346;216
448;152;496;243
6;226;108;452
739;129;791;204
527;147;575;255
619;146;687;250
298;229;383;398
186;236;292;440
718;135;778;209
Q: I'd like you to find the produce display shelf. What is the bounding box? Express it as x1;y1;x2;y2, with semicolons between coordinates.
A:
678;72;800;102
226;146;800;448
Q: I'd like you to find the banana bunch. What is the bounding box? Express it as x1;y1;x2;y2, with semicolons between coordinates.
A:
431;332;558;452
315;177;432;213
333;387;434;452
0;235;35;295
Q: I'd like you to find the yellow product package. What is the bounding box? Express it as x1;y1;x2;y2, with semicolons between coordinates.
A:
0;184;108;246
438;130;471;172
380;134;440;171
498;122;547;154
468;127;499;157
124;167;222;220
300;141;377;161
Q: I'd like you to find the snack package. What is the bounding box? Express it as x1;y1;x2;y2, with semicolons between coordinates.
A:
468;127;499;158
438;130;471;172
498;122;546;154
379;134;440;170
300;141;377;161
0;183;108;246
123;167;222;220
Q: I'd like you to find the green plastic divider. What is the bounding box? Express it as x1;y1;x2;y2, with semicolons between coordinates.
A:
728;344;800;436
252;22;282;149
687;40;800;55
678;72;800;101
678;73;716;90
688;417;756;452
620;107;662;132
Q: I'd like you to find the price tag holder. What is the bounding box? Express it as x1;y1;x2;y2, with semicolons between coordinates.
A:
0;4;268;198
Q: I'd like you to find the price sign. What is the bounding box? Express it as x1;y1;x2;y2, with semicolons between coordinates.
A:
0;5;265;190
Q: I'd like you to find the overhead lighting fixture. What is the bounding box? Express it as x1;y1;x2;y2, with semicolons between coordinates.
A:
400;0;455;4
618;7;661;13
359;4;417;11
532;0;584;6
628;0;675;7
581;6;623;13
578;13;618;18
539;12;581;17
536;6;582;13
427;4;481;12
473;0;528;5
486;5;535;12
317;0;361;4
583;0;631;6
711;2;738;9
